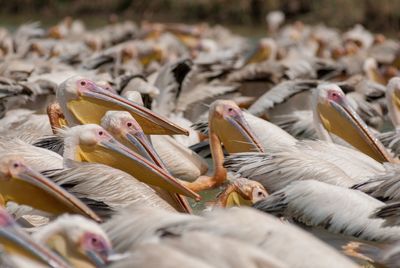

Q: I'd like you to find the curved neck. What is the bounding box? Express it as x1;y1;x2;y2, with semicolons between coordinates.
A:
62;135;79;166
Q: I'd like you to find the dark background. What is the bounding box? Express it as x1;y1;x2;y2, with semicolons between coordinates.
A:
1;0;399;35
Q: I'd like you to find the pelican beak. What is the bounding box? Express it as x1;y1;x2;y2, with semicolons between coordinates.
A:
219;179;268;208
0;217;70;268
1;164;101;223
211;108;263;153
225;191;252;207
78;138;200;200
392;88;400;111
125;131;166;169
69;83;188;135
317;95;392;163
84;249;111;267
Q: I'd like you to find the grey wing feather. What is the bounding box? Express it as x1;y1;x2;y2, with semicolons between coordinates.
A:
378;128;400;157
254;180;400;242
271;110;317;139
224;150;354;193
352;164;400;201
248;80;319;116
371;202;400;227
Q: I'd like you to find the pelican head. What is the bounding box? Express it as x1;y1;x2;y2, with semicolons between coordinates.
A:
56;76;188;135
139;44;166;67
209;100;263;153
0;208;70;267
101;111;165;168
245;38;276;65
217;178;268;208
386;77;400;126
61;124;199;200
363;57;385;84
34;215;112;268
313;84;391;163
0;155;100;222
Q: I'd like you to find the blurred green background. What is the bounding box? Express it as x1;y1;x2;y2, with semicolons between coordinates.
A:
1;0;399;35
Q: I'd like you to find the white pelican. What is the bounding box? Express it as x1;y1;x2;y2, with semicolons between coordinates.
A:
59;124;200;200
181;100;267;192
377;77;400;156
352;164;400;202
117;232;288;268
213;178;268;208
0;138;63;173
100;110;207;182
104;205;358;268
0;207;70;268
254;180;400;242
312;83;393;163
0;109;52;143
33;214;113;267
40;110;195;213
100;111;193;213
48;162;175;217
53;76;188;135
110;243;214;268
0;154;100;222
247;78;385;139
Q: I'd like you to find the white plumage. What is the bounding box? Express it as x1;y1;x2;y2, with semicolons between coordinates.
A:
254;180;400;242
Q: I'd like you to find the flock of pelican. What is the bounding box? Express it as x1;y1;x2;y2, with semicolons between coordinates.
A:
2;11;400;267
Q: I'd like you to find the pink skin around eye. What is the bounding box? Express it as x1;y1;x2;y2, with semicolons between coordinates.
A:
97;130;113;140
226;106;238;116
82;233;110;253
0;210;14;227
328;90;343;102
126;120;142;132
78;80;97;91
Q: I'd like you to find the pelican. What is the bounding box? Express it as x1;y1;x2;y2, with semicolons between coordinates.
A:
352;164;400;202
312;83;393;163
254;180;400;242
104;205;358;268
110;242;215;268
247;78;385;139
182;100;266;192
59;124;200;200
101;110;207;182
100;111;195;213
113;232;288;268
53;76;188;135
377;77;400;156
0;138;63;173
0;208;70;268
0;109;52;142
213;177;268;208
47;161;177;219
33;214;113;268
0;154;100;222
42;109;197;213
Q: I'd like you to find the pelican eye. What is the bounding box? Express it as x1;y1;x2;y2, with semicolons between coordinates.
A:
80;81;87;86
127;122;133;127
98;131;104;136
13;163;19;168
